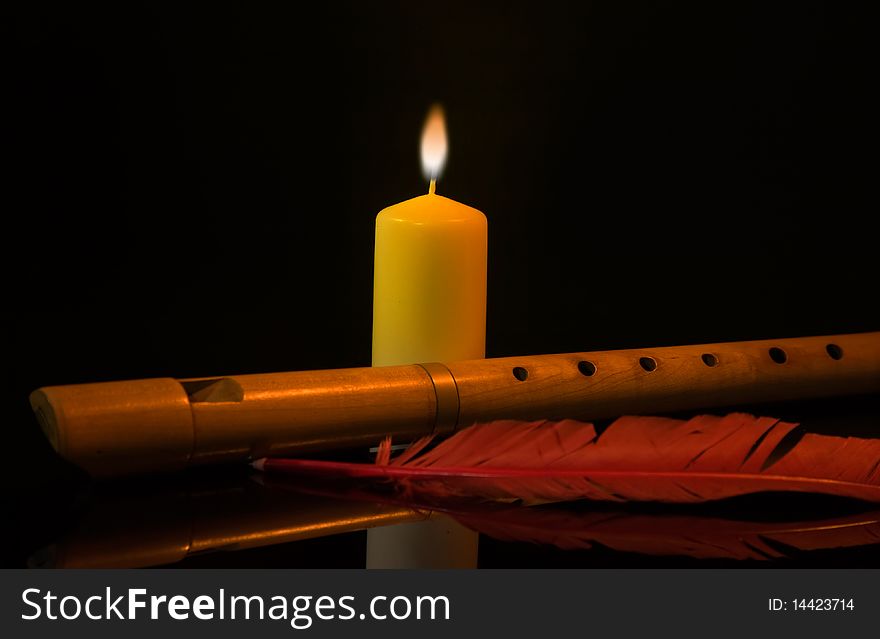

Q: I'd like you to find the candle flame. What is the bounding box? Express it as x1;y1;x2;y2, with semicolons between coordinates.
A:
420;104;448;183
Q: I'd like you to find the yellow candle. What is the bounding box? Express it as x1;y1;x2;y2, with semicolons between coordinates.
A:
372;107;487;366
367;105;486;568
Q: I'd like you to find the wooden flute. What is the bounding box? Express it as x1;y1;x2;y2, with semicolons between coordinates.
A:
30;332;880;476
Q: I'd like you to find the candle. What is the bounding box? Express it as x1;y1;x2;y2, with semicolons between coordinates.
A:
367;104;486;568
371;105;487;366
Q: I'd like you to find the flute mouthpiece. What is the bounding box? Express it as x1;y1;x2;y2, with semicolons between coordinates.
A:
29;378;195;476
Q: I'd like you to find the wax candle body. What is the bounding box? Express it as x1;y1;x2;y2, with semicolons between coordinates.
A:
368;189;486;568
372;192;487;366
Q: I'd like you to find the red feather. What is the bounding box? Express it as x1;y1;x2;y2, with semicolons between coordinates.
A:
255;413;880;504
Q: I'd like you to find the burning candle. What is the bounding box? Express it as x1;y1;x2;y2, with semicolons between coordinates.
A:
371;105;487;366
367;105;486;568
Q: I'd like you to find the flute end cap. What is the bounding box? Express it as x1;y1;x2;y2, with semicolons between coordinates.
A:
29;388;61;453
27;378;194;476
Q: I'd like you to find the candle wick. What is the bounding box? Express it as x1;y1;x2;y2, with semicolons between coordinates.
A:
428;179;436;195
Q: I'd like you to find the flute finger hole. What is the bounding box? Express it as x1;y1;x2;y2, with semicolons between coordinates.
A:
512;367;529;382
825;343;843;360
769;347;787;364
577;360;597;377
701;353;718;367
639;357;657;372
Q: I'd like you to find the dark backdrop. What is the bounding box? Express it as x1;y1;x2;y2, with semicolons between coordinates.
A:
3;1;878;563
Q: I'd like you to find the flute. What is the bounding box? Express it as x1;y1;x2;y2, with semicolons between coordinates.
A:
30;332;880;476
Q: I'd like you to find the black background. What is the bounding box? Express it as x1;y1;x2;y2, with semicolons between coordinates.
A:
3;1;878;566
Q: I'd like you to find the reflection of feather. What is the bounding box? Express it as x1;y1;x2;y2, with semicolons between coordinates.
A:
452;507;880;560
260;476;880;561
256;413;880;504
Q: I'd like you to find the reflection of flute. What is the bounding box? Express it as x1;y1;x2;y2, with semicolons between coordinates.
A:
32;476;424;568
31;332;880;476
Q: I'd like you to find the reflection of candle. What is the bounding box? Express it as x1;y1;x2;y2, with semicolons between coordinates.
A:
367;104;485;568
371;105;487;366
